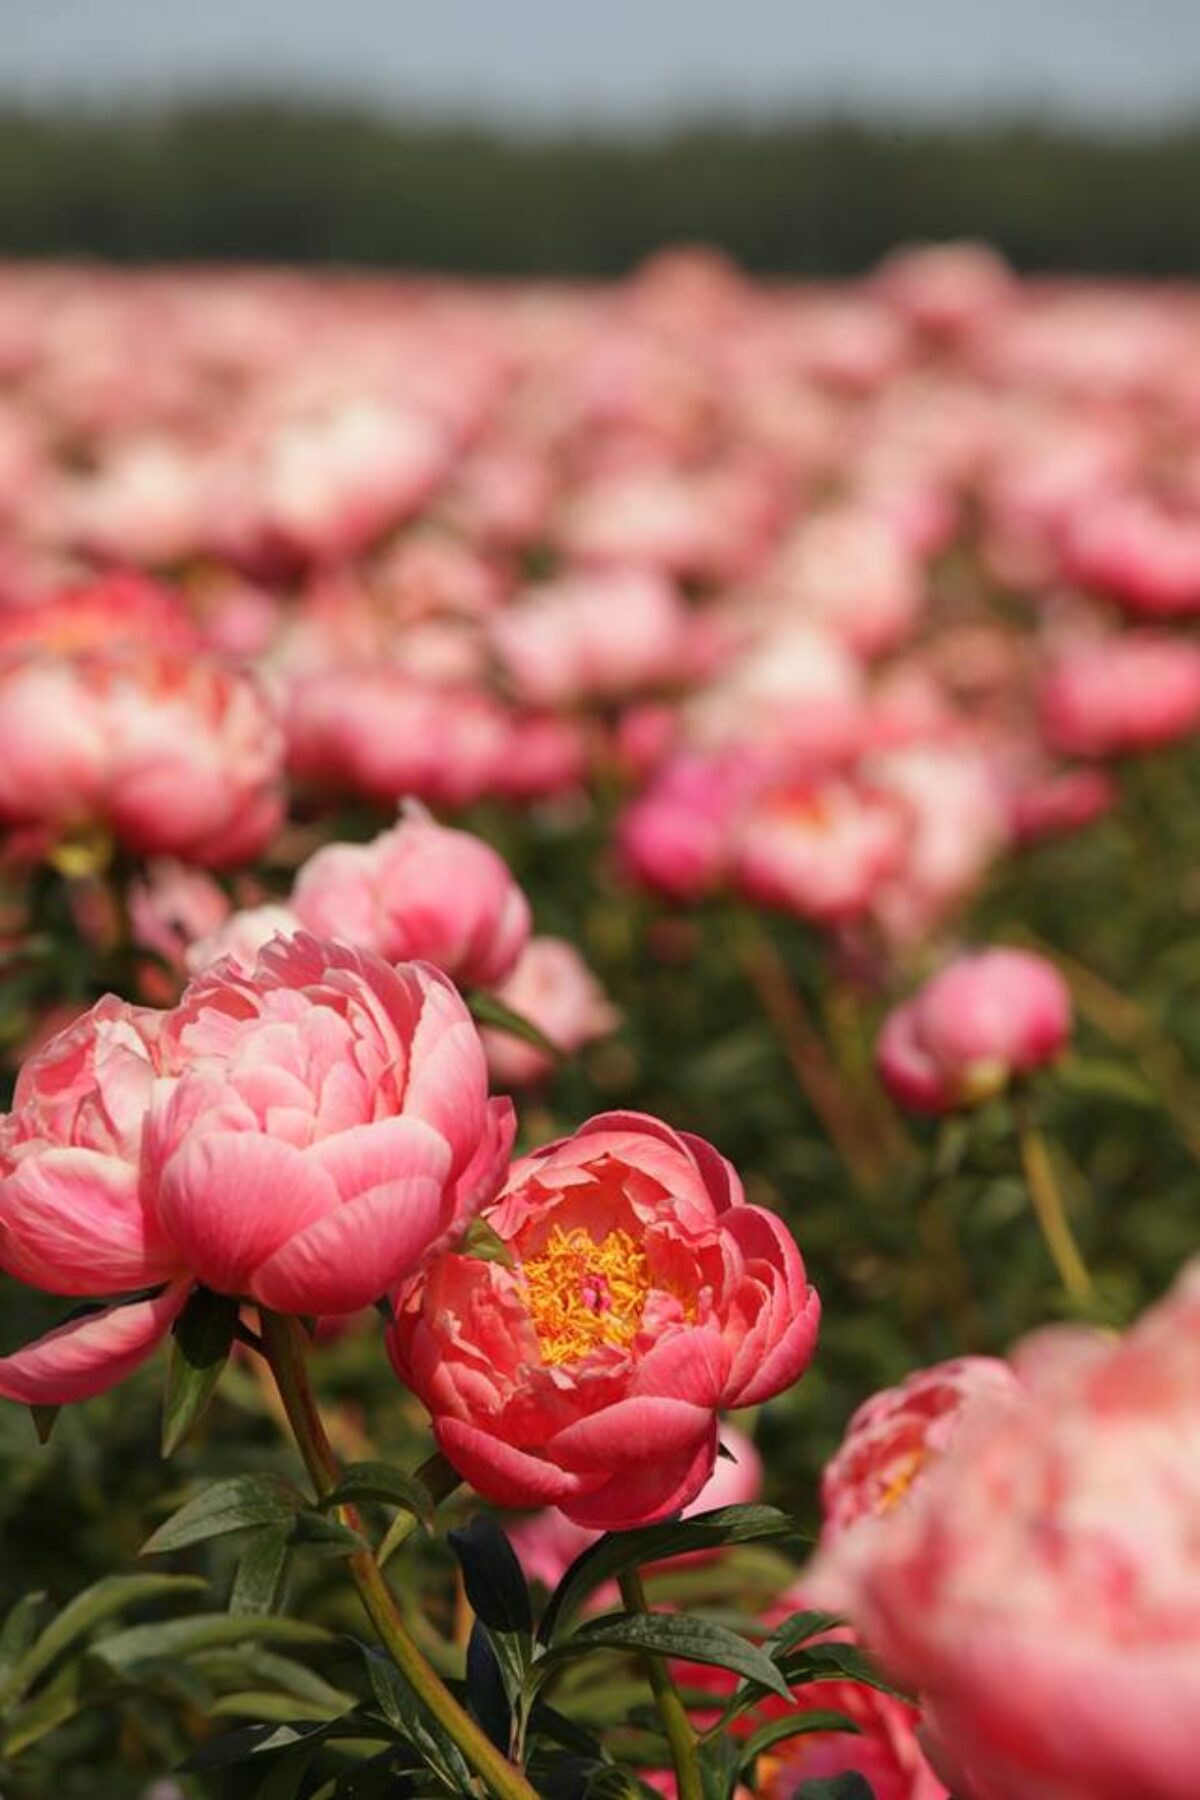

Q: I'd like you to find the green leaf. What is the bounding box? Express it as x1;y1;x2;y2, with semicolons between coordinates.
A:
797;1777;877;1800
467;990;560;1058
2;1661;84;1757
162;1286;240;1456
142;1474;306;1554
180;1719;336;1772
737;1710;863;1773
539;1504;798;1643
361;1647;474;1791
459;1216;517;1268
253;1743;323;1800
317;1461;435;1524
4;1573;207;1701
1054;1055;1158;1106
92;1611;330;1672
764;1610;844;1662
290;1510;368;1556
448;1514;533;1637
230;1524;292;1616
540;1611;790;1700
0;1593;48;1694
29;1405;59;1445
781;1639;905;1699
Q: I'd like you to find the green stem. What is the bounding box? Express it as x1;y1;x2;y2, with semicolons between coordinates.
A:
1012;1099;1093;1303
258;1312;538;1800
617;1568;702;1800
732;912;884;1191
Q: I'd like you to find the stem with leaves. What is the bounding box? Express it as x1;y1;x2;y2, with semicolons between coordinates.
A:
617;1567;702;1800
258;1311;538;1800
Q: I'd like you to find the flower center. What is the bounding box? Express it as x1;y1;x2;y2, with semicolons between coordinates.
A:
521;1224;650;1366
877;1446;927;1513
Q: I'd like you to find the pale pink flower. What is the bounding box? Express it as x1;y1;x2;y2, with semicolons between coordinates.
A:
482;936;619;1088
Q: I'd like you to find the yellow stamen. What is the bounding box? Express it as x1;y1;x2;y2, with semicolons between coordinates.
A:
522;1224;650;1366
877;1446;927;1513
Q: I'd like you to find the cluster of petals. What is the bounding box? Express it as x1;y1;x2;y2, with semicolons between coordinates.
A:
388;1111;819;1528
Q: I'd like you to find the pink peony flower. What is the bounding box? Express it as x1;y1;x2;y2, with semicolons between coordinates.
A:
491;569;690;709
0;935;515;1403
807;1264;1200;1800
481;936;620;1089
389;1112;819;1528
128;861;232;974
877;949;1072;1114
731;776;907;926
0;646;285;867
1039;631;1200;758
292;811;530;988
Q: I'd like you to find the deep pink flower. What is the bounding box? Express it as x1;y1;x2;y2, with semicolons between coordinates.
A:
292;812;530;988
389;1112;819;1528
877;949;1072;1114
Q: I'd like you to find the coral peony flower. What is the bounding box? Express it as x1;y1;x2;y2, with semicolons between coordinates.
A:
0;646;285;866
128;861;232;974
0;935;515;1403
807;1263;1200;1800
185;904;302;975
877;948;1071;1114
292;811;530;988
389;1112;819;1528
481;936;620;1089
1039;631;1200;758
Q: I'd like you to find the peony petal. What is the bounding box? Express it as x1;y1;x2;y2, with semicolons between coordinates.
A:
566;1425;719;1530
0;1280;190;1405
435;1416;597;1508
0;1149;182;1296
251;1174;448;1315
550;1394;713;1473
308;1115;451;1204
158;1132;337;1298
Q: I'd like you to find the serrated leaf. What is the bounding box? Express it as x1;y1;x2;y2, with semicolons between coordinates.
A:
737;1709;863;1773
317;1461;434;1524
93;1611;329;1671
467;990;560;1058
231;1524;292;1616
142;1474;306;1554
539;1504;797;1644
162;1286;239;1456
449;1514;533;1638
5;1573;207;1702
541;1611;789;1700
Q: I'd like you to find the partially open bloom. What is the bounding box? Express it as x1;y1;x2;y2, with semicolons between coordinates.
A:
150;935;515;1317
292;811;530;988
389;1112;819;1528
808;1264;1200;1800
877;948;1072;1114
490;569;690;709
0;935;515;1403
185;904;302;975
481;936;620;1089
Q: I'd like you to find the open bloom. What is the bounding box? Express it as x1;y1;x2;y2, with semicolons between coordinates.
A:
292;811;530;988
389;1112;819;1528
731;774;907;925
0;935;515;1403
877;948;1072;1114
807;1264;1200;1800
1039;631;1200;758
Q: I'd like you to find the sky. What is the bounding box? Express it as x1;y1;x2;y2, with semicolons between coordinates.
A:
2;0;1199;128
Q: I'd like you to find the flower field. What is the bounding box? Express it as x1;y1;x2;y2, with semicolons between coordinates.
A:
0;243;1198;1798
